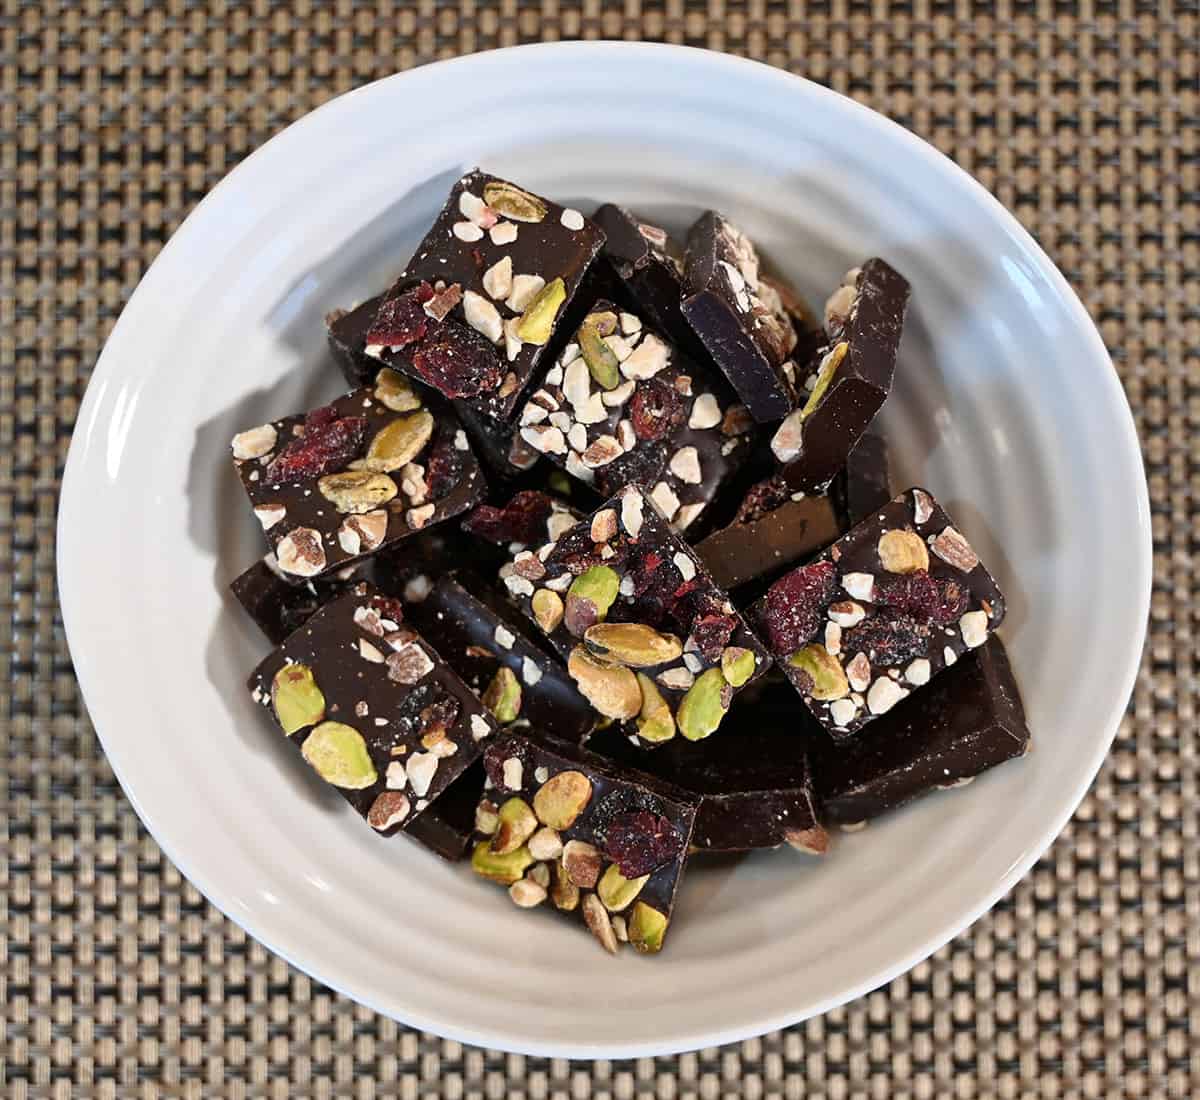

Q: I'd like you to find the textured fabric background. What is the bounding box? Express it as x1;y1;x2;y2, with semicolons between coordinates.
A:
2;2;1196;1097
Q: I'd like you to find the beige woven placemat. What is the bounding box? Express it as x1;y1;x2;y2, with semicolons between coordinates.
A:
2;2;1196;1096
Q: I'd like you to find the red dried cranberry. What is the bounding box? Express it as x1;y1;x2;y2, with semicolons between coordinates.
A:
264;410;368;485
875;571;968;625
364;282;436;349
734;473;792;525
424;433;464;500
419;695;460;741
689;613;737;662
762;560;837;653
843;609;929;666
410;318;502;398
628;378;683;442
462;491;555;547
369;594;405;625
603;810;683;877
482;738;529;792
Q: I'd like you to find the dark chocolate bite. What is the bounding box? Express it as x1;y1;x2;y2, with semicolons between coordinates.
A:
326;295;387;389
403;761;485;861
472;731;699;954
248;585;499;835
513;298;754;532
681;211;799;422
749;488;1005;739
363;170;605;422
498;484;771;746
407;575;596;744
836;431;893;526
810;636;1030;824
770;259;910;492
230;555;374;646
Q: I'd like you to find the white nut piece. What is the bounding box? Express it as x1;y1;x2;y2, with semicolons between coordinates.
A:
502;756;523;790
770;410;805;464
668;446;702;485
562;358;592;410
829;697;857;727
481;255;513;300
490;221;518;245
506;274;545;313
406;751;439;797
591;509;618;541
559;208;585;230
905;658;931;685
462;290;503;344
620;488;645;537
959;610;989;648
509;879;548;908
232;423;277;460
673;502;706;531
527;827;563;861
828;600;866;628
911;488;934;525
620;333;670;379
520;424;567;455
275;528;326;577
673;551;696;582
619;312;642;335
603;379;636;407
648;481;680;521
842;572;875;601
931;526;981;573
385;760;407;790
254;503;286;530
688;392;722;430
867;676;908;715
657;666;695;691
824;621;842;656
452;220;484;242
845;652;871;693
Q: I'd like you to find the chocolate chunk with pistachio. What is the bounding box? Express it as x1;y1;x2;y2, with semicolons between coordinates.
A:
471;732;698;955
498;484;772;745
748;488;1006;739
248;585;499;834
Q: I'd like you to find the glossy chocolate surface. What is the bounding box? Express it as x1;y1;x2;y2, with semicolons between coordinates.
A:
230;556;373;645
404;761;485;861
838;432;893;525
326;295;385;389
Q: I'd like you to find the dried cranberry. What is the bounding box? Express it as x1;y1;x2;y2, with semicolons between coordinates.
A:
364;282;436;349
603;810;683;877
762;560;837;653
369;594;405;625
552;523;627;575
482;738;530;792
875;571;968;625
462;491;556;547
419;695;460;741
689;613;737;662
264;410;368;485
410;318;502;398
628;378;683;442
734;473;792;525
424;433;464;500
843;609;929;666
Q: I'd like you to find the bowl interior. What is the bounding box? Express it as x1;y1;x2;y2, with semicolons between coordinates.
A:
59;44;1149;1057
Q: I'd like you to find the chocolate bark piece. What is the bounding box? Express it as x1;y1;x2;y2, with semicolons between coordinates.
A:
811;636;1030;824
473;732;699;954
499;484;772;745
514;298;754;531
589;680;827;854
404;761;485;860
838;432;893;526
231;384;484;581
407;576;595;744
248;585;498;834
326;295;386;389
454;401;540;479
681;211;799;422
230;556;374;645
749;488;1006;740
770;260;910;492
372;523;495;606
364;170;605;422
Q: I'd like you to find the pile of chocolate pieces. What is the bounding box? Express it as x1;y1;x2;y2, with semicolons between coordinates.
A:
231;170;1030;957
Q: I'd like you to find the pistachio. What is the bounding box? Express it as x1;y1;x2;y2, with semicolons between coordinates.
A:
787;644;850;700
527;826;563;861
720;647;756;688
490;797;538;855
270;663;325;734
877;528;929;574
581;892;619;955
597;864;649;912
676;668;732;741
531;588;565;634
317;470;398;514
627;901;668;953
578;320;621;390
483;180;547;223
799;341;848;420
531;770;593;830
550;861;581;910
564;565;619;636
635;673;676;743
561;839;603;889
300;721;377;789
515;277;566;345
482;666;522;724
586;309;618;336
567;647;643;720
358;411;434;473
470;841;533;885
374;368;422;412
584;622;684;668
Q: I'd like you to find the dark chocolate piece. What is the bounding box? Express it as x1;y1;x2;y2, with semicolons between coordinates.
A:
499;484;771;745
231;555;373;645
838;432;893;526
681;211;799;422
749;488;1006;739
472;732;699;954
407;576;595;744
514;298;753;530
454;401;540;479
770;260;910;491
404;762;485;860
248;585;498;834
462;489;584;552
326;295;386;389
811;636;1030;824
589;680;827;854
364;170;605;422
231;384;484;581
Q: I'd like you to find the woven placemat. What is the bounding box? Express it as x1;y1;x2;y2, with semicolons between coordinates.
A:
2;2;1196;1096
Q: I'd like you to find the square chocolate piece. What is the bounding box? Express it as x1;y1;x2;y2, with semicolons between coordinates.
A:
770;259;910;492
681;211;799;422
472;732;699;954
231;555;374;645
811;636;1030;824
404;762;485;861
498;484;772;745
362;170;605;422
326;294;387;390
749;488;1006;739
248;585;498;835
514;298;754;529
837;431;893;527
231;383;484;581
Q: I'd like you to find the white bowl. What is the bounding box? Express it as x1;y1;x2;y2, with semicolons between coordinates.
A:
58;43;1151;1057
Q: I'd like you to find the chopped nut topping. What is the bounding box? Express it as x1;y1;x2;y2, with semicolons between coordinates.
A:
911;488;934;525
668;445;702;485
959;609;988;648
254;503;286;530
688;393;722;430
905;658;931;685
867;676;907;715
452;220;484;242
842;572;875;601
489;220;518;245
829;697;857;727
620;488;645;537
673;551;696;582
931;526;980;573
232;423;278;461
506;274;545;313
275;528;327;577
591;509;618;541
845;651;871;693
648;481;680;521
481;255;513;300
